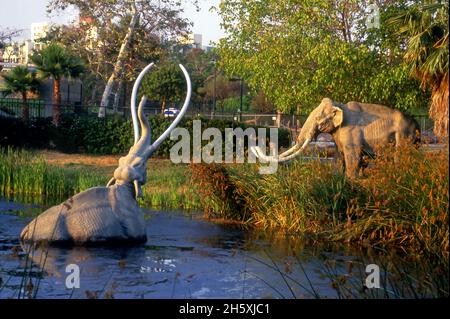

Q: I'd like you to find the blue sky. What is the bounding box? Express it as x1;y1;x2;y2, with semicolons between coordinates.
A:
0;0;225;45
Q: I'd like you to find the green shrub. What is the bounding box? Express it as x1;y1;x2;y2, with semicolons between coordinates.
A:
0;117;54;148
53;115;134;154
0;114;291;156
189;143;449;260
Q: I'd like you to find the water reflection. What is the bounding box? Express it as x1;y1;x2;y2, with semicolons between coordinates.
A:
0;199;448;299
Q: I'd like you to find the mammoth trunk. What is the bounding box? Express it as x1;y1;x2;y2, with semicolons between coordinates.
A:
275;111;317;161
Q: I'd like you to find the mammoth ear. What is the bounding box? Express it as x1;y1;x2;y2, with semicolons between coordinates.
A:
332;106;343;127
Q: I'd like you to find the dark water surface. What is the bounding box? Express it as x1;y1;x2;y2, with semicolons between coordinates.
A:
0;199;445;299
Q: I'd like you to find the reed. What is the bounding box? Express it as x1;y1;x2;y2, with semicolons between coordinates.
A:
189;143;449;261
140;162;201;210
0;147;201;211
0;147;107;206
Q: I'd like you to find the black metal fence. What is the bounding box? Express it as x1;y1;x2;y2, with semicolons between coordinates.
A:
0;98;91;118
0;98;436;140
0;98;47;118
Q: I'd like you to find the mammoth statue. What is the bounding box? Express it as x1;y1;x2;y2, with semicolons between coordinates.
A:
20;63;192;244
252;98;419;178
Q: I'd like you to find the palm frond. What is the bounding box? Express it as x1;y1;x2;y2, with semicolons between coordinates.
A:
31;43;85;80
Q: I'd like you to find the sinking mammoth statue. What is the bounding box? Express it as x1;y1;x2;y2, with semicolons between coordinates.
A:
252;98;420;178
20;63;192;244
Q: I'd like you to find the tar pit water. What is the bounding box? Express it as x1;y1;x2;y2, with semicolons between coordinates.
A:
0;199;447;299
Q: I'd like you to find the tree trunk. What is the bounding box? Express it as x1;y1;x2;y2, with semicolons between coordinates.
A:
98;1;138;118
161;97;167;114
53;78;62;126
113;79;124;114
21;92;29;123
89;78;99;105
429;74;449;139
276;110;282;128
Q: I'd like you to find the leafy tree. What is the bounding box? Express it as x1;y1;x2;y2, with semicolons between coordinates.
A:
222;95;251;113
47;0;195;117
388;0;449;138
251;90;275;113
140;62;185;113
182;48;218;104
216;0;428;114
40;22;163;108
0;27;22;45
1;66;40;122
198;73;242;112
31;43;85;126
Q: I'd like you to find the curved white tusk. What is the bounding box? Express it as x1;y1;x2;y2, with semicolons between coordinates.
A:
249;146;261;158
274;138;311;162
143;64;192;159
250;146;277;161
279;138;311;158
300;138;311;150
252;138;311;163
131;62;154;145
278;144;300;159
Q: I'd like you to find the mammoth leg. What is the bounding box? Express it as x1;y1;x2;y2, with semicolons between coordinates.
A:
343;145;361;179
335;150;345;173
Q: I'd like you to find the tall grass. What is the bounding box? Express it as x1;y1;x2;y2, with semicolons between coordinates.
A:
189;163;249;221
338;143;449;261
0;147;107;206
0;147;202;211
320;249;449;298
189;143;449;261
140;162;201;210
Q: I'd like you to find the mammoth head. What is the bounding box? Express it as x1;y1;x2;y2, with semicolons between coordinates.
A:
107;63;192;199
111;96;150;193
251;97;343;163
315;98;344;133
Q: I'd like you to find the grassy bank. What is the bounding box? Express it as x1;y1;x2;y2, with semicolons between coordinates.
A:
190;143;449;261
1;145;448;261
0;147;200;210
0;147;107;205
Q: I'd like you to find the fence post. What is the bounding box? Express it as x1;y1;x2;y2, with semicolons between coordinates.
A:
276;111;281;128
421;116;425;136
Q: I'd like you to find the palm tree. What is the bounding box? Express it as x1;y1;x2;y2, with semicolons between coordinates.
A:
1;66;40;122
388;1;449;139
31;43;84;126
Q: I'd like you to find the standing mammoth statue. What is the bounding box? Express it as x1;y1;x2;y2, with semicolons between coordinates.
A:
252;98;420;178
20;63;192;245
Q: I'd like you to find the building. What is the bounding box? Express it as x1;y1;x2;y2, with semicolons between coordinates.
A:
1;21;82;111
1;40;33;64
31;22;50;51
193;34;202;49
178;33;203;49
1;22;49;66
31;22;50;41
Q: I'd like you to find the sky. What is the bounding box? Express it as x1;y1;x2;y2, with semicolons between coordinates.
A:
0;0;226;45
